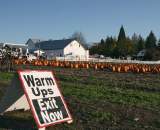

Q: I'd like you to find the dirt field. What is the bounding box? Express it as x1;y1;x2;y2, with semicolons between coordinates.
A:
0;67;160;130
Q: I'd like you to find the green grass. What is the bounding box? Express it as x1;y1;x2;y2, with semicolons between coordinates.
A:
60;78;160;113
0;68;160;130
0;72;13;81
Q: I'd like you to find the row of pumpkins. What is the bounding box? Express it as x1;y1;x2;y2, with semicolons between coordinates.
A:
13;59;160;73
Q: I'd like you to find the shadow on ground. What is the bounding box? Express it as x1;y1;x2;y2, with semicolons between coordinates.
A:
0;115;37;130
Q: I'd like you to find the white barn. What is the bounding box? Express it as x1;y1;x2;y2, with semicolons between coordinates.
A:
35;39;89;60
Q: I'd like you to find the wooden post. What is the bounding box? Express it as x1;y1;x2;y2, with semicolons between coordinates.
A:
38;127;46;130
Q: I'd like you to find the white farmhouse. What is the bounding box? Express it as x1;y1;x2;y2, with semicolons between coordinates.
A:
35;39;89;60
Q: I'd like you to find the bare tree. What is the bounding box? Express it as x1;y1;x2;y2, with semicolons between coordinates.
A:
70;31;89;49
71;32;87;45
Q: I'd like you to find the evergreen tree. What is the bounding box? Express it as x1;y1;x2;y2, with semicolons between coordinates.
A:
104;36;117;57
131;33;141;54
89;43;99;55
116;26;130;57
137;36;145;52
99;39;105;55
118;25;126;42
100;39;105;45
132;33;139;44
145;31;157;49
116;37;133;57
158;39;160;47
126;37;134;55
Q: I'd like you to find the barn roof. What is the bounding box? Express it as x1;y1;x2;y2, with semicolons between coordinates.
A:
0;43;27;49
35;39;74;50
26;38;43;45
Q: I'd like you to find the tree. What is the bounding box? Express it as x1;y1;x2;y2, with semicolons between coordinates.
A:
118;25;126;42
115;37;134;57
89;43;99;55
145;31;157;49
125;37;134;55
98;39;105;54
137;36;145;52
71;31;87;45
132;33;139;44
89;37;117;57
116;26;133;57
144;48;160;61
158;39;160;47
104;36;117;57
131;33;141;54
100;39;105;45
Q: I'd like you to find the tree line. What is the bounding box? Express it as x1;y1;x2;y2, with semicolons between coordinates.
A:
90;26;160;60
